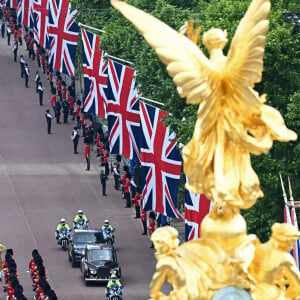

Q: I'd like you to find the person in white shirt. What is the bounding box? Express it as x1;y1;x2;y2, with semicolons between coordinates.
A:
71;126;80;154
20;55;25;78
12;40;18;62
1;22;5;38
6;26;11;45
24;63;30;87
45;109;53;134
37;82;45;106
35;71;40;92
113;163;120;190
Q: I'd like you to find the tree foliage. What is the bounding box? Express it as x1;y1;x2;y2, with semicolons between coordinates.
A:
70;0;300;242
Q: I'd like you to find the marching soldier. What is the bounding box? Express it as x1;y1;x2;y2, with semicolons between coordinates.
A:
24;63;30;88
0;243;6;281
12;40;18;62
20;55;25;78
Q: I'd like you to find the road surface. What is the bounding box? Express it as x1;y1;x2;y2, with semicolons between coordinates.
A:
0;33;161;300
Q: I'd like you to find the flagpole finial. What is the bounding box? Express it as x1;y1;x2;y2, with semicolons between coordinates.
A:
288;176;294;201
279;173;288;201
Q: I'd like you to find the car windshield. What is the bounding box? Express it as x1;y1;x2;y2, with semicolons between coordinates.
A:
74;232;97;244
88;249;113;261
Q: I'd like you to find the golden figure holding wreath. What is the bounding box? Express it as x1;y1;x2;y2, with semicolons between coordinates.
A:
111;0;300;298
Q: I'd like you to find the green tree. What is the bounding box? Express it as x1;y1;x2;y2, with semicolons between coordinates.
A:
70;0;300;242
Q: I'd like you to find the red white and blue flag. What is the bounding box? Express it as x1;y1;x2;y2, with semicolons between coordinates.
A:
287;177;300;270
140;101;182;219
290;204;300;270
81;28;108;118
282;176;300;270
5;0;17;8
184;179;212;241
47;0;79;75
106;59;141;161
18;0;34;28
33;0;49;48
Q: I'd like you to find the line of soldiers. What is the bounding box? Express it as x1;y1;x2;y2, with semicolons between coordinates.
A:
2;248;27;299
29;249;57;300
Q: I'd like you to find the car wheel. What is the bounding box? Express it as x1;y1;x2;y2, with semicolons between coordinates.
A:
71;257;76;268
84;275;89;286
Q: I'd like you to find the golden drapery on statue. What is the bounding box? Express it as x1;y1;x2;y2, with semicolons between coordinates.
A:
111;0;300;299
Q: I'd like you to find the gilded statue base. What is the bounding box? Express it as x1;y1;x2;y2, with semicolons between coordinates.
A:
150;206;300;300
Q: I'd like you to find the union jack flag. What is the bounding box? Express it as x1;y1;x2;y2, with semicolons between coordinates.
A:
281;175;300;270
81;28;108;118
290;204;300;270
33;0;49;48
140;101;182;219
18;0;34;28
5;0;17;8
106;59;141;161
184;178;212;241
47;0;79;76
287;177;300;270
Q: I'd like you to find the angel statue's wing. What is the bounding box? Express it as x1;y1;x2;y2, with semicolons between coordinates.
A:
224;0;271;86
111;0;216;105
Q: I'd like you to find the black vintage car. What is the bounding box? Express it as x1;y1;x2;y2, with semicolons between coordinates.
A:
80;244;121;286
68;229;105;267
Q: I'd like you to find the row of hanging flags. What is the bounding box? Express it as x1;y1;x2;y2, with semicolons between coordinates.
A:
5;0;300;255
4;0;211;241
5;0;79;76
81;28;213;240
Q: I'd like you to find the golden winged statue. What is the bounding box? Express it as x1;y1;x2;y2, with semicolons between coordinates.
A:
111;1;300;299
111;0;297;209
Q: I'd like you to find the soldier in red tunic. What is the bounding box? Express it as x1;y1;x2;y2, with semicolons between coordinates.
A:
103;149;109;176
124;174;131;208
149;213;156;248
133;188;141;218
17;25;22;46
84;139;90;171
141;205;147;235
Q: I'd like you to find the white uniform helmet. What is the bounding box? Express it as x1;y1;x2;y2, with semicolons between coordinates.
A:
111;274;117;281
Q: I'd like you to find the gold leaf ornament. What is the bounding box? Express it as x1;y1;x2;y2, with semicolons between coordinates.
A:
110;0;297;209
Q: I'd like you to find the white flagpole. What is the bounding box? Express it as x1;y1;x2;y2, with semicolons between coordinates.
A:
78;22;105;34
103;53;134;66
279;173;289;205
139;96;164;107
288;176;296;208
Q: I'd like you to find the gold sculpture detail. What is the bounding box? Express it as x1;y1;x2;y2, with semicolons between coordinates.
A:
110;0;300;299
111;0;296;207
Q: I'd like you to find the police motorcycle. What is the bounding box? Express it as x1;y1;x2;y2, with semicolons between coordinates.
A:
56;219;72;251
106;285;123;300
105;271;123;300
103;227;115;246
73;219;89;230
59;228;72;251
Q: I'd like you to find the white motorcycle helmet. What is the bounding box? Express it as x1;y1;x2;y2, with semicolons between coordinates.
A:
77;210;83;215
111;274;117;282
60;218;66;224
104;219;110;226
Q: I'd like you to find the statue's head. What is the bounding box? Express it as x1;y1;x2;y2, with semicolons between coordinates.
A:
202;28;228;51
151;226;179;255
271;223;300;250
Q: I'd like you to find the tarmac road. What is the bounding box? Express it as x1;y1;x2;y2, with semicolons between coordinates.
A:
0;34;160;300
